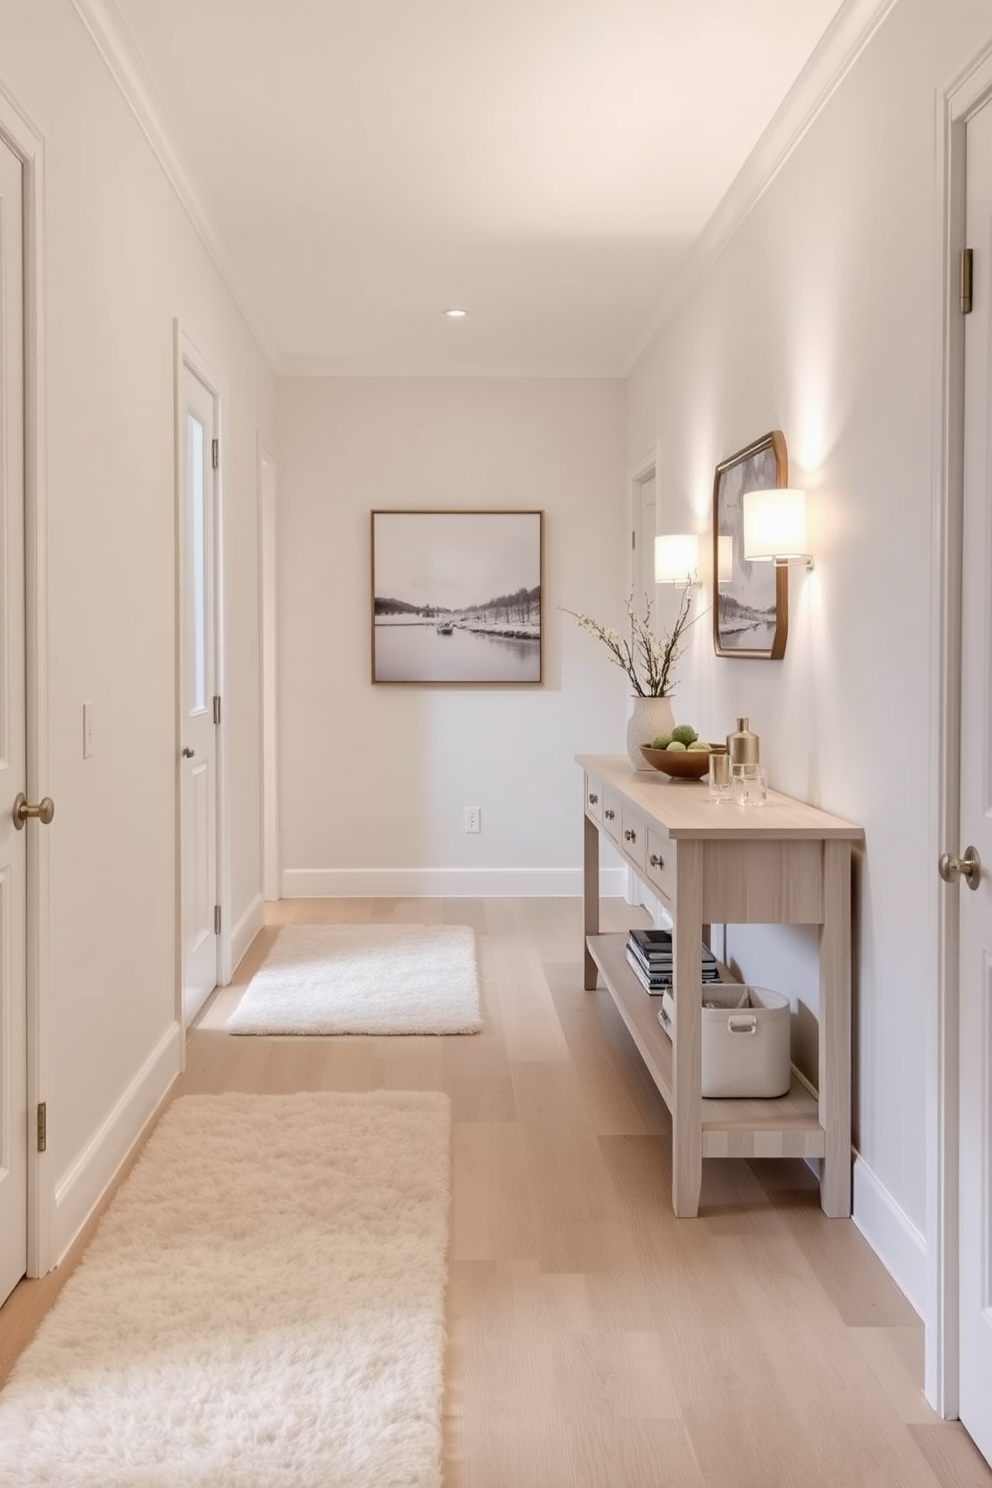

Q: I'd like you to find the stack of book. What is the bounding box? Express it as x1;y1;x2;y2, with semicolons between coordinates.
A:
625;927;721;995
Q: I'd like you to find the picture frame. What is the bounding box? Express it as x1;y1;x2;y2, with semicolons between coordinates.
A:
370;510;543;684
712;430;789;660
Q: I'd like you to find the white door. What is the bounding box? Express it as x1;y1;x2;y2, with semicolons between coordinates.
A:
0;137;28;1308
179;362;218;1025
958;93;992;1467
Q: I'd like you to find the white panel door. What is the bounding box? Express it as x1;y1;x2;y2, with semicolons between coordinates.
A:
959;93;992;1468
180;363;218;1025
0;137;28;1308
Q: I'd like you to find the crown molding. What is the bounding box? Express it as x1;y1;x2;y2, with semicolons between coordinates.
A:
70;0;282;372
623;0;900;376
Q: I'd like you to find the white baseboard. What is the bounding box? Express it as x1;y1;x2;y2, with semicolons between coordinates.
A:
281;866;628;898
51;1021;181;1265
852;1154;926;1319
230;891;264;975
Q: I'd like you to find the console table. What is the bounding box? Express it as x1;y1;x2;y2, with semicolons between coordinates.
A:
578;754;863;1218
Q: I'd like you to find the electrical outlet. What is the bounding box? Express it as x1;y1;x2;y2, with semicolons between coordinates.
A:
464;806;481;834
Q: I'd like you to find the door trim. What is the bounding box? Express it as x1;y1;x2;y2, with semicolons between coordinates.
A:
928;35;992;1417
258;439;279;903
174;323;231;1038
0;82;52;1277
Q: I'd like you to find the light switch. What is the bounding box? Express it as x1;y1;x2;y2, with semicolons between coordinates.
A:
83;701;94;759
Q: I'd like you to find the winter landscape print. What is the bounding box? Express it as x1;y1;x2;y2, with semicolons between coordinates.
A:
371;510;543;683
713;430;789;660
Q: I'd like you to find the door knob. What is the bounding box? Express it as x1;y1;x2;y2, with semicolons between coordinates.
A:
182;747;195;759
938;845;981;890
12;793;55;829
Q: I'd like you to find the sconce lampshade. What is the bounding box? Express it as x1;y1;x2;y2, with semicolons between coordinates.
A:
742;488;809;563
655;533;699;584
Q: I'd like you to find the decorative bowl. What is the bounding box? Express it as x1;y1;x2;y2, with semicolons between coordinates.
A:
639;744;724;779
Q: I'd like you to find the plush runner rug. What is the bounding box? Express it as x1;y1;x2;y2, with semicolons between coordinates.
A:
0;1091;451;1488
227;923;482;1035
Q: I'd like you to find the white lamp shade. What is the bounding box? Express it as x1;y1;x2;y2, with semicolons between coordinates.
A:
655;533;699;583
742;488;808;561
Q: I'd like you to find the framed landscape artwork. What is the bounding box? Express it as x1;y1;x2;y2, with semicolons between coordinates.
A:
712;430;789;660
370;510;543;684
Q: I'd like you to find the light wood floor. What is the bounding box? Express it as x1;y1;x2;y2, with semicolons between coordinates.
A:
1;896;989;1487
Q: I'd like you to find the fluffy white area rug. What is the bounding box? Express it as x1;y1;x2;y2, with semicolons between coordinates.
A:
0;1091;451;1488
227;923;482;1036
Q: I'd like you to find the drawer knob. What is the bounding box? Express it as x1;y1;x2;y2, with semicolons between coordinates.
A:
624;828;637;843
588;793;599;805
605;809;615;820
649;853;664;869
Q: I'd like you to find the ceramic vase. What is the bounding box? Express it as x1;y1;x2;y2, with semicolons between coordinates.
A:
626;695;675;769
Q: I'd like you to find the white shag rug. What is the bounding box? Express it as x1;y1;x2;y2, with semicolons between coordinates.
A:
0;1091;451;1488
227;923;482;1036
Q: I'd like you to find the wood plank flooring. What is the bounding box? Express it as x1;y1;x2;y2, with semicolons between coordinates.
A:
1;896;989;1487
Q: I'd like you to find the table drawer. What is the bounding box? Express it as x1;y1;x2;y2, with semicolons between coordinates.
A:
602;787;623;844
621;804;646;873
645;827;676;905
584;773;603;825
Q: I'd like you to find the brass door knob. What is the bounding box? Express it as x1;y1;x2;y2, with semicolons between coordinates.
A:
12;793;55;829
938;845;981;890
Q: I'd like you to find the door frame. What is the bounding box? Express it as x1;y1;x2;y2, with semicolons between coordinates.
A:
0;82;52;1276
174;324;231;1041
927;34;992;1417
258;439;279;902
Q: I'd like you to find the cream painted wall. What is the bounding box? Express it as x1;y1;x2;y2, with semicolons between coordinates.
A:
275;377;628;896
627;0;992;1297
0;2;273;1257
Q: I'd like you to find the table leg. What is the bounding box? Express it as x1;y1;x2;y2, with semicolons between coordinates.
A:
583;812;600;990
672;840;703;1217
819;839;852;1217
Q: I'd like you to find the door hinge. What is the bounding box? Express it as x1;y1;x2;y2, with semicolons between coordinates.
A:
631;530;636;551
37;1102;46;1153
214;905;221;935
211;437;219;470
961;248;973;314
213;695;221;726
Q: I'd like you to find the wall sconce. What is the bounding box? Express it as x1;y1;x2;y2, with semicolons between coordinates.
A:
742;488;814;570
655;533;699;584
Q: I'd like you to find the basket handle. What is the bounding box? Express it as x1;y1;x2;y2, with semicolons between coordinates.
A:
727;1014;757;1035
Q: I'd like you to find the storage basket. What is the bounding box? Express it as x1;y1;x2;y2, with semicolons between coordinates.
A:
659;984;791;1098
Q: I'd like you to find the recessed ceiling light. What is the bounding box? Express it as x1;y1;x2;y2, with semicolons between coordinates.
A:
444;308;468;319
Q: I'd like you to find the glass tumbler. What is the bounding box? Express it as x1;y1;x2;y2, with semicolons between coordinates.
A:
708;750;733;803
732;761;767;807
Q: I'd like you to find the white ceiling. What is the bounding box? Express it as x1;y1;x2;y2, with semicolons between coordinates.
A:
105;0;849;376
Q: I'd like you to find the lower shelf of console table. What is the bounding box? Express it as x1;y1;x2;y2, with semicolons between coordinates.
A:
588;933;825;1161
